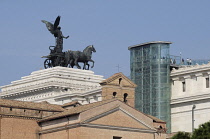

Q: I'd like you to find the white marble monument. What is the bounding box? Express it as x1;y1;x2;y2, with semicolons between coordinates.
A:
171;62;210;133
0;67;104;105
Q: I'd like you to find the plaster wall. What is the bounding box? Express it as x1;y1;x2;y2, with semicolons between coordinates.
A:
171;99;210;132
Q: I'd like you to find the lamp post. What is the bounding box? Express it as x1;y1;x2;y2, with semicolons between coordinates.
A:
192;104;196;132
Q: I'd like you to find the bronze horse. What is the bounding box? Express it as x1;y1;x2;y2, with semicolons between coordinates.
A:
65;45;96;70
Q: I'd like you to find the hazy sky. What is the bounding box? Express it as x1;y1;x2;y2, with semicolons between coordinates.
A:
0;1;210;86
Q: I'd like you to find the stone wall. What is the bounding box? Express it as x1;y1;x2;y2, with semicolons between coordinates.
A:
171;63;210;132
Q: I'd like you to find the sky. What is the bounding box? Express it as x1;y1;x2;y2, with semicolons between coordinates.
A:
0;1;210;86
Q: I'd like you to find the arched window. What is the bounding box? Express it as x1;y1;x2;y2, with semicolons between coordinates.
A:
119;78;122;85
113;92;117;98
123;93;128;103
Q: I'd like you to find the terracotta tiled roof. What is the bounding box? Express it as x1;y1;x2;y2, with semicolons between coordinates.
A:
0;99;64;112
62;101;81;108
146;114;165;123
39;99;118;122
38;98;165;124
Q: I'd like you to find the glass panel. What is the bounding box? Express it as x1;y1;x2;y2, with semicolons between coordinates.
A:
130;43;171;132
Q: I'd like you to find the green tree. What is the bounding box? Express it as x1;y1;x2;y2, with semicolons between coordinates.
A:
171;131;191;139
191;121;210;139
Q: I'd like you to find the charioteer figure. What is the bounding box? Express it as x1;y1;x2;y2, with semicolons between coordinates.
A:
55;26;69;53
42;16;69;53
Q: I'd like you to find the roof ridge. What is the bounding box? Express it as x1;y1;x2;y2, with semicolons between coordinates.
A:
0;99;64;112
117;99;165;123
77;99;118;113
38;99;119;122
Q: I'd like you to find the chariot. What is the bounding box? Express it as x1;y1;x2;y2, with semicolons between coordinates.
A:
42;46;66;69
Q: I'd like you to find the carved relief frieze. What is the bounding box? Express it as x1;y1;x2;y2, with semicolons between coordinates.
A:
1;67;104;105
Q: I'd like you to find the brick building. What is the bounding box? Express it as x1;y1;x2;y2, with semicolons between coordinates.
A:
0;70;167;139
0;99;166;139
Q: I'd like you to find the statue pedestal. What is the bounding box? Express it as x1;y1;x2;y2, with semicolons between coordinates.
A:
0;67;104;105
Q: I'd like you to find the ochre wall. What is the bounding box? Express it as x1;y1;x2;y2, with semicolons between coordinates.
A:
76;127;154;139
80;100;154;127
89;110;149;129
40;130;68;139
101;74;136;108
0;117;40;139
101;86;135;107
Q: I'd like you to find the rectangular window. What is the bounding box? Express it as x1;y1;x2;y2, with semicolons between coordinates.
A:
113;136;122;139
182;82;186;92
206;78;209;88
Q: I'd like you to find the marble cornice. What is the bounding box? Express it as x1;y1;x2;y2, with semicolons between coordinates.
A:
0;67;104;104
2;76;102;89
1;80;101;97
171;63;210;77
53;89;102;100
171;77;179;81
171;93;210;105
171;106;210;115
1;67;104;90
2;87;102;100
1;85;54;97
195;73;203;77
183;75;191;79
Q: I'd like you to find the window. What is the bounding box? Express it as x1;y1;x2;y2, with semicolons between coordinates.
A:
182;82;186;92
113;136;122;139
113;92;117;98
206;78;209;88
123;93;128;103
119;78;122;85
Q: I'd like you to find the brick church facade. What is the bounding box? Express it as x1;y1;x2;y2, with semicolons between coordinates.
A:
0;72;166;139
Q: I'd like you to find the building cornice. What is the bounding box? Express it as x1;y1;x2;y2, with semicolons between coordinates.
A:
0;67;104;104
171;93;210;105
1;67;103;92
171;63;210;78
0;113;41;120
128;41;172;50
39;123;157;135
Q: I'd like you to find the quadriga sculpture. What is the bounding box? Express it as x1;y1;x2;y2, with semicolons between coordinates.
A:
65;45;96;70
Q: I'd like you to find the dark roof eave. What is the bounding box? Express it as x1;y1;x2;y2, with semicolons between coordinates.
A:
128;41;172;50
153;120;166;123
0;105;64;112
38;113;80;123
